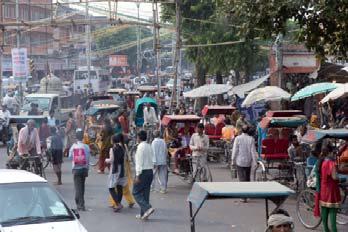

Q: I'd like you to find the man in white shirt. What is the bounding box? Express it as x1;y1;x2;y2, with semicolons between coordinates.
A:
133;130;155;220
232;125;257;183
0;104;11;127
143;103;158;126
189;123;210;181
151;130;168;193
3;92;18;114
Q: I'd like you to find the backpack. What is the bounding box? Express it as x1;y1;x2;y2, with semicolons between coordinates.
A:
73;147;87;166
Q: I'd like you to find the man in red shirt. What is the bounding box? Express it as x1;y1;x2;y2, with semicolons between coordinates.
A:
118;111;129;134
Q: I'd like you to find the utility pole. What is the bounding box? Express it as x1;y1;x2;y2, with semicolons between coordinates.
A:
170;0;181;113
152;0;161;97
136;1;141;78
0;1;3;103
15;0;23;105
275;33;283;88
86;0;91;86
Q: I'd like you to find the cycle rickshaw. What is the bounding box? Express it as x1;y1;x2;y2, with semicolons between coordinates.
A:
162;114;213;183
253;110;307;188
201;105;236;163
7;115;48;178
296;128;348;229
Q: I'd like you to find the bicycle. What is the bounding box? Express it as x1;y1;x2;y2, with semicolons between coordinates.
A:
20;155;46;178
296;183;348;229
191;156;213;183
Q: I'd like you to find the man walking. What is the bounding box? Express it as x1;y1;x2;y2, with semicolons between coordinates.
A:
133;130;155;220
231;125;257;202
189;123;210;181
151;130;168;193
69;129;90;211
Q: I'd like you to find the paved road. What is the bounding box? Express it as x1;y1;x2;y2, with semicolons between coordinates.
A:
1;147;347;232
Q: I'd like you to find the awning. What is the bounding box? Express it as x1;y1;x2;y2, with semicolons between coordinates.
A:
228;74;269;97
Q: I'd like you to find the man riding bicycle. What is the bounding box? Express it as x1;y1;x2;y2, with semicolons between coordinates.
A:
17;119;42;170
143;103;158;142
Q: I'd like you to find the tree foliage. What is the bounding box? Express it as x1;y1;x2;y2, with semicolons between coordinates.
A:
162;0;267;81
222;0;348;59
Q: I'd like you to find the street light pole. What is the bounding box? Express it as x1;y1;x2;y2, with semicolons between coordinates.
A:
136;1;141;78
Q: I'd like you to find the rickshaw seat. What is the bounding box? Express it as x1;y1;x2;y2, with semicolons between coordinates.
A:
261;139;275;154
274;139;289;154
208;135;222;140
205;124;216;135
215;123;225;136
262;153;289;160
280;128;292;139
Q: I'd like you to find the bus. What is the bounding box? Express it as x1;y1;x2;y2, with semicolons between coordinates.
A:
73;66;110;93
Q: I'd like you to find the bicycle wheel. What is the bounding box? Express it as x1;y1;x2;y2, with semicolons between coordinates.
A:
41;151;50;169
296;189;322;229
337;190;348;225
253;161;267;181
89;144;99;166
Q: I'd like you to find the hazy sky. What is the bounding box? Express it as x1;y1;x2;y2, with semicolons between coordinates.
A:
64;1;159;19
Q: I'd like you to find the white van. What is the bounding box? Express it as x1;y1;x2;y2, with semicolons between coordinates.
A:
0;170;88;232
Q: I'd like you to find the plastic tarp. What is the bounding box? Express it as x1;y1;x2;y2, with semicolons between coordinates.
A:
302;129;348;144
188;182;295;209
228;75;269;97
183;84;232;98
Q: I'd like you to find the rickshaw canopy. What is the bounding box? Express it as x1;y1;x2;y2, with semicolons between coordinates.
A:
161;115;201;127
107;88;127;94
265;110;302;117
137;85;167;92
135;97;158;127
201;105;236;117
89;95;113;101
85;104;120;116
302;129;348;144
9;115;48;127
260;116;307;129
124;91;141;96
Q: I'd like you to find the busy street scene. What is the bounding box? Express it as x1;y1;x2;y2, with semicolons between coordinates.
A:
0;0;348;232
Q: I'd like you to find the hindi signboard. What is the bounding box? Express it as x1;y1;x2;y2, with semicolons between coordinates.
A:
11;48;28;81
109;55;129;67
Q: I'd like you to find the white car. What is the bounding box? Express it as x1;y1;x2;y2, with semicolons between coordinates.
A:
0;170;87;232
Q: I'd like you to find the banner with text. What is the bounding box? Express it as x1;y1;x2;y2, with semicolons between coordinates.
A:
11;48;28;80
109;55;129;67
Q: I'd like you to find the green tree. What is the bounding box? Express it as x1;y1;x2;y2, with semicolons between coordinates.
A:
222;0;348;60
162;0;267;106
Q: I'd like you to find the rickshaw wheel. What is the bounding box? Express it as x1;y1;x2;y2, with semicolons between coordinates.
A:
296;188;322;229
337;187;348;225
253;161;267;181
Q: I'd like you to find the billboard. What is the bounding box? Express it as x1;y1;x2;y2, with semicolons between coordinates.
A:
11;48;28;81
109;55;128;67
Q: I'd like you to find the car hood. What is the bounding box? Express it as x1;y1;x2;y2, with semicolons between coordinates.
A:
1;220;87;232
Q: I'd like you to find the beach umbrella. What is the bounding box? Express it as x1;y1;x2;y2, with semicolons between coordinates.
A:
183;84;232;98
241;86;291;107
291;82;342;101
321;83;348;103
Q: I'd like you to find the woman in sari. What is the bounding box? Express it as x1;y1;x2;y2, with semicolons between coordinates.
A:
98;118;114;174
108;133;135;208
315;143;341;232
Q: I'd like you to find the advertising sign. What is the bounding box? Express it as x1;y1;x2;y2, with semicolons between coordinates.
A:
109;55;129;67
11;48;28;81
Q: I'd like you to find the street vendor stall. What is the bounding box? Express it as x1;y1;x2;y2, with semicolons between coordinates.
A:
188;181;295;232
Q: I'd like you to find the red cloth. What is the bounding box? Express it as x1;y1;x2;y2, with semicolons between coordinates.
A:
314;192;321;217
320;159;341;207
118;115;129;134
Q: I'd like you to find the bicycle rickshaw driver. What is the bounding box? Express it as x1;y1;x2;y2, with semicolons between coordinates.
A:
143;102;159;141
17;119;42;170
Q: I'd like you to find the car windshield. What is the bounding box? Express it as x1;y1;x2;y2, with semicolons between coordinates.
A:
23;97;51;112
0;182;74;227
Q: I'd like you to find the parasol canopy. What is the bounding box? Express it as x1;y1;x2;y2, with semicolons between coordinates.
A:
241;86;291;107
291;82;342;101
320;83;348;103
183;84;232;98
